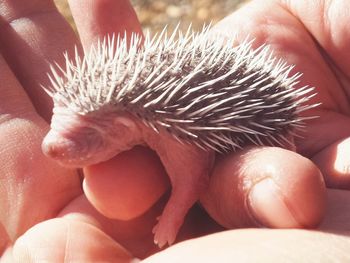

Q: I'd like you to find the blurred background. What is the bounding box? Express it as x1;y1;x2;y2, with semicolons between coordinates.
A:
53;0;248;32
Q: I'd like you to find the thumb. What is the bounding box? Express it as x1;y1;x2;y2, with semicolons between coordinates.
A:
200;147;326;229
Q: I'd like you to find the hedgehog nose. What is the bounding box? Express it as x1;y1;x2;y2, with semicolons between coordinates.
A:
42;131;80;160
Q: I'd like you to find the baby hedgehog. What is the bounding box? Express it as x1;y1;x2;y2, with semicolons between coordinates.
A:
42;25;316;247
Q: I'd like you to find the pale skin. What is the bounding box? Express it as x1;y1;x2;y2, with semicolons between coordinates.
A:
1;0;350;262
42;108;213;247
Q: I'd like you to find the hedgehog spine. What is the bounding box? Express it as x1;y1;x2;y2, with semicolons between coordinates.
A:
46;24;317;153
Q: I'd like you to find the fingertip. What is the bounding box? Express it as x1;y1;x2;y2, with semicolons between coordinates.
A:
247;178;301;228
201;147;326;229
68;0;142;49
247;157;325;228
83;146;169;220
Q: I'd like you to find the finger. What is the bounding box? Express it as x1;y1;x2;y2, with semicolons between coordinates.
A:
312;137;350;189
83;146;170;220
143;228;350;262
283;0;350;89
212;0;350;155
144;188;350;262
0;54;36;116
58;194;166;258
0;0;80;121
68;0;142;50
0;53;80;241
200;147;326;229
9;218;134;262
0;1;82;239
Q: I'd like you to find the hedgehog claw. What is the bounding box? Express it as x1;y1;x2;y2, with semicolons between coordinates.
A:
152;221;159;235
152;218;176;248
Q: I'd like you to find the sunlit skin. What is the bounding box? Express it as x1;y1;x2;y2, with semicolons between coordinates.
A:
42;108;143;167
1;0;350;262
42;106;213;247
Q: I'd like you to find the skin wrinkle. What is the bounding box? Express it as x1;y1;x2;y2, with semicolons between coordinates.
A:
242;163;292;228
2;123;53;239
0;1;58;40
268;180;302;226
206;149;276;229
317;45;350;111
0;55;36;117
0;1;79;121
0;9;59;30
324;0;350;62
63;220;70;262
240;152;271;227
281;0;350;113
324;1;350;102
0;118;80;240
279;1;344;114
314;1;350;113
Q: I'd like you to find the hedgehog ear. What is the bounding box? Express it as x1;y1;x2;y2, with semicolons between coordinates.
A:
113;116;138;137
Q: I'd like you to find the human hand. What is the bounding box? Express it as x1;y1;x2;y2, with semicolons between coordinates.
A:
0;0;161;261
145;0;350;261
1;0;349;262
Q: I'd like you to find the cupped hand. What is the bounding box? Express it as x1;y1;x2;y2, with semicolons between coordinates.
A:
1;0;350;262
0;0;153;261
145;0;350;261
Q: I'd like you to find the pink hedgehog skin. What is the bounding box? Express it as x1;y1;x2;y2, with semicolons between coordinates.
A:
42;26;315;247
43;107;214;247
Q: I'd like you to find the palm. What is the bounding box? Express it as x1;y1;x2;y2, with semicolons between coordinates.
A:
212;0;350;186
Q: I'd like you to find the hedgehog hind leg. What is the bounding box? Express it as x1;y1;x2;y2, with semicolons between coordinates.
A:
152;143;213;247
152;187;198;247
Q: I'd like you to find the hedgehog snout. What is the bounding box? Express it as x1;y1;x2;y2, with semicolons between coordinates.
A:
42;130;88;165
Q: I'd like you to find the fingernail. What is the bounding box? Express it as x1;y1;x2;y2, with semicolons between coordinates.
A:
247;178;300;228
